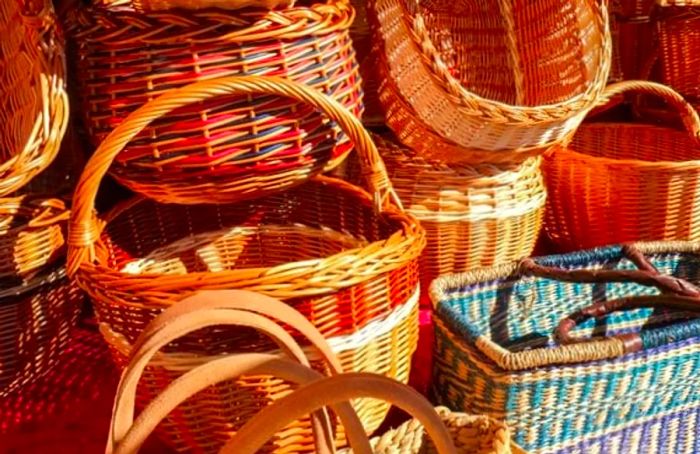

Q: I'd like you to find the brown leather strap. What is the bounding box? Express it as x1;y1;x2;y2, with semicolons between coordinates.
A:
111;355;371;454
556;294;700;353
520;244;700;298
109;290;346;454
221;373;458;454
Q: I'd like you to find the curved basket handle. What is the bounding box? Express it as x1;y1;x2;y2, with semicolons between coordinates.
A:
592;80;700;143
520;244;700;298
110;354;372;454
556;294;700;353
221;373;457;454
67;75;400;276
108;290;348;454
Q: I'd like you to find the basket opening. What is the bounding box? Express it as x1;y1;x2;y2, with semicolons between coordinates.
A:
436;251;700;358
408;0;600;106
569;123;700;163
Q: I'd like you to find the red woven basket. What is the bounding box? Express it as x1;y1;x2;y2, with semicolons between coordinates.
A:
66;0;363;204
656;3;700;99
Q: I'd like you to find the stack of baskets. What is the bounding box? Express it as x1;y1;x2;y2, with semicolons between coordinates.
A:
65;34;425;447
0;0;82;398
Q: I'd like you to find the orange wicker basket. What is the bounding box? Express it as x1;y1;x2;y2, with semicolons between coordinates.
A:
0;196;81;396
544;81;700;251
369;0;611;163
344;135;546;303
102;289;418;452
66;0;363;204
656;3;700;99
0;0;68;197
609;0;656;82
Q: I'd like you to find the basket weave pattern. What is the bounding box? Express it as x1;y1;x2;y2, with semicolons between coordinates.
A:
67;1;363;204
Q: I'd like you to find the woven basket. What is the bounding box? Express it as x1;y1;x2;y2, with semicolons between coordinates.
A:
0;0;68;197
609;0;656;81
66;1;362;204
656;4;700;99
103;289;418;452
544;81;700;251
369;0;611;163
431;242;700;453
127;0;296;11
0;196;81;396
345;135;546;303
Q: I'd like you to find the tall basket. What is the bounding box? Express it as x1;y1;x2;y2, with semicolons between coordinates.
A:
67;76;425;451
544;81;700;251
369;0;611;162
656;1;700;99
0;0;68;197
66;0;363;204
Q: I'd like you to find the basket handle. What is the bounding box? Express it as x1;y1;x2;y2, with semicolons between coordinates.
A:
221;373;458;454
110;354;372;454
592;80;700;143
556;294;700;353
108;290;357;454
67;75;400;276
519;244;700;298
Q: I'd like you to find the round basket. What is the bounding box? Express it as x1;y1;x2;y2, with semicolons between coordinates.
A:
369;0;611;163
345;135;546;301
102;289;418;452
0;0;68;197
67;75;424;352
65;0;363;204
0;196;81;396
544;81;700;251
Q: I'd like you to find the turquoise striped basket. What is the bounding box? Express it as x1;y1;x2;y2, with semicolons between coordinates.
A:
430;242;700;453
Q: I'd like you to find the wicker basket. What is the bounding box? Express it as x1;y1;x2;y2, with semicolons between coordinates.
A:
609;0;656;82
66;74;423;433
369;0;611;163
544;81;700;251
66;0;362;204
0;0;68;197
431;242;700;453
103;289;418;452
0;196;81;396
129;0;296;11
656;3;700;99
345;135;546;303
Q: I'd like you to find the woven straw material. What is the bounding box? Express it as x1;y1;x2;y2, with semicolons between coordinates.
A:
544;81;700;251
130;0;295;10
609;0;655;82
0;196;68;279
346;135;545;299
369;0;611;162
430;242;700;453
657;7;700;98
349;0;383;126
339;407;522;454
0;0;68;197
0;268;82;397
103;290;418;453
66;1;363;204
73;176;422;348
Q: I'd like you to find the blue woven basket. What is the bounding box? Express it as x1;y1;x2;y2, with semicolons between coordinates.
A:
430;242;700;453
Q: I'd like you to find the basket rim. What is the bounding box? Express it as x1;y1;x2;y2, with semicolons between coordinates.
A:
76;176;425;300
375;0;612;122
552;122;700;168
67;0;355;44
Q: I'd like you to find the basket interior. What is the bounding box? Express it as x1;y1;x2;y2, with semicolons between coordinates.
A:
409;0;601;106
570;123;700;162
436;247;700;355
99;180;398;274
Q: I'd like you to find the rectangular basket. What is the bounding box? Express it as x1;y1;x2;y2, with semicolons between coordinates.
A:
430;242;700;453
657;5;700;98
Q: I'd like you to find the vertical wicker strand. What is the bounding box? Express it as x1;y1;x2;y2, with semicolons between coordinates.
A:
497;0;524;105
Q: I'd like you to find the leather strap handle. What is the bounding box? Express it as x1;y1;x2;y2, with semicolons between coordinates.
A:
108;290;349;454
110;355;371;454
520;244;700;298
221;373;457;454
556;294;700;354
67;75;401;277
